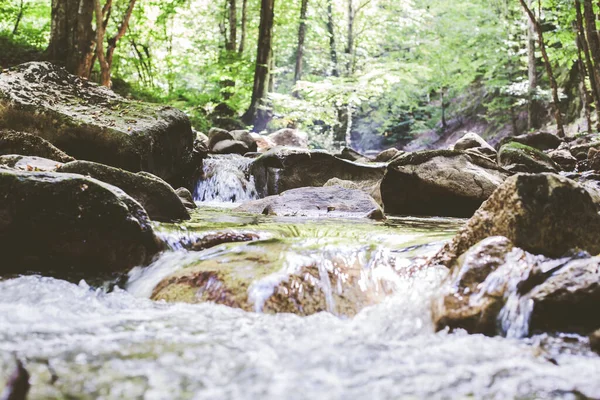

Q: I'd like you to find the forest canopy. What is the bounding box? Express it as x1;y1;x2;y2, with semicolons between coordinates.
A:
0;0;597;151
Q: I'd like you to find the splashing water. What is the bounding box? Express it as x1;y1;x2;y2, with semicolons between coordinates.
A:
194;155;258;204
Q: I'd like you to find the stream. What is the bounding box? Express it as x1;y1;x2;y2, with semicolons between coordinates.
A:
1;156;600;399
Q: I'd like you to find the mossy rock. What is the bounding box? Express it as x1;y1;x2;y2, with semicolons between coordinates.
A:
0;130;74;163
57;160;190;222
0;169;160;276
498;142;559;173
0;62;198;187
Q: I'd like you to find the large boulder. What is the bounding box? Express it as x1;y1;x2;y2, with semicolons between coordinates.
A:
56;161;190;222
0;169;160;275
380;150;508;217
249;147;385;198
0;130;74;162
430;173;600;268
432;235;600;336
235;186;384;220
267;128;308;148
0;62;197;187
497;142;559;173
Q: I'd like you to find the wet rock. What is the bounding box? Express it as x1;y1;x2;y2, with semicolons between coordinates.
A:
591;330;600;355
380;150;508;217
235;186;384;220
230;130;258;153
0;130;74;163
57;160;190;222
0;155;62;172
190;232;260;251
0;359;30;400
500;132;563;151
430;173;600;268
0;62;196;186
151;240;395;317
324;177;382;206
0;169;160;275
374;148;404;163
267;128;308;148
207;128;233;150
498;142;559;173
337;147;370;163
175;187;197;209
548;148;577;171
212;139;249;155
250;132;276;152
250;147;385;198
195;131;209;146
570;141;600;160
453;132;496;156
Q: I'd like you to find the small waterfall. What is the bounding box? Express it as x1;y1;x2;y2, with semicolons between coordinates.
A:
194;154;258;203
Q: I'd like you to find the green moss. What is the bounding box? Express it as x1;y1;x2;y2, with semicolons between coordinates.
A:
498;142;559;172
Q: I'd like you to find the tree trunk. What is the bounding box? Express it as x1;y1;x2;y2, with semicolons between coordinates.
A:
47;0;96;78
242;0;275;131
526;0;541;130
518;0;565;137
345;0;354;75
293;0;309;91
239;0;247;53
326;0;339;77
226;0;237;51
12;0;25;35
576;0;600;130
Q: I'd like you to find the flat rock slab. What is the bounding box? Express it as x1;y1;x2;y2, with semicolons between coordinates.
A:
0;62;196;186
235;186;384;219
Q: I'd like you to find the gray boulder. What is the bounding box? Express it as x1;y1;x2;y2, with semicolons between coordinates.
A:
0;155;63;172
0;130;74;163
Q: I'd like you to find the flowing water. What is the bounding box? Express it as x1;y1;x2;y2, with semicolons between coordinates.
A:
1;157;600;399
194;155;258;204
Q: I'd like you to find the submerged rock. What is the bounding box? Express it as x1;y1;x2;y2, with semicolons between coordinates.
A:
0;155;62;172
250;147;385;199
57;161;190;222
151;240;396;317
0;62;197;187
380;150;507;217
430;173;600;268
235;186;384;220
0;169;160;275
498;142;559;173
0;130;74;163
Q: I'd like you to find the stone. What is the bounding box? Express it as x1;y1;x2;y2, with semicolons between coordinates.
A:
267;128;308;148
497;142;559;173
430;173;600;268
380;150;508;217
453;132;496;156
548;148;577;171
175;187;197;209
57;161;190;222
0;130;74;163
211;139;249;155
374;148;404;163
230;130;258;153
249;147;386;199
500;132;563;151
324;177;382;206
0;169;160;275
590;330;600;355
235;186;384;220
0;155;62;172
337;147;370;162
250;132;276;152
207;127;233;150
0;62;197;187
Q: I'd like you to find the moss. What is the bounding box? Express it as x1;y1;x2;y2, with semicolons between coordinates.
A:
498;142;559;172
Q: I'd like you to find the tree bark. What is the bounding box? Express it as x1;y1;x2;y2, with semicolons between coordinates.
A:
12;0;25;35
575;0;600;131
242;0;275;131
226;0;237;51
526;0;541;130
293;0;309;89
47;0;96;78
345;0;354;75
518;0;564;137
326;0;339;77
239;0;247;53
